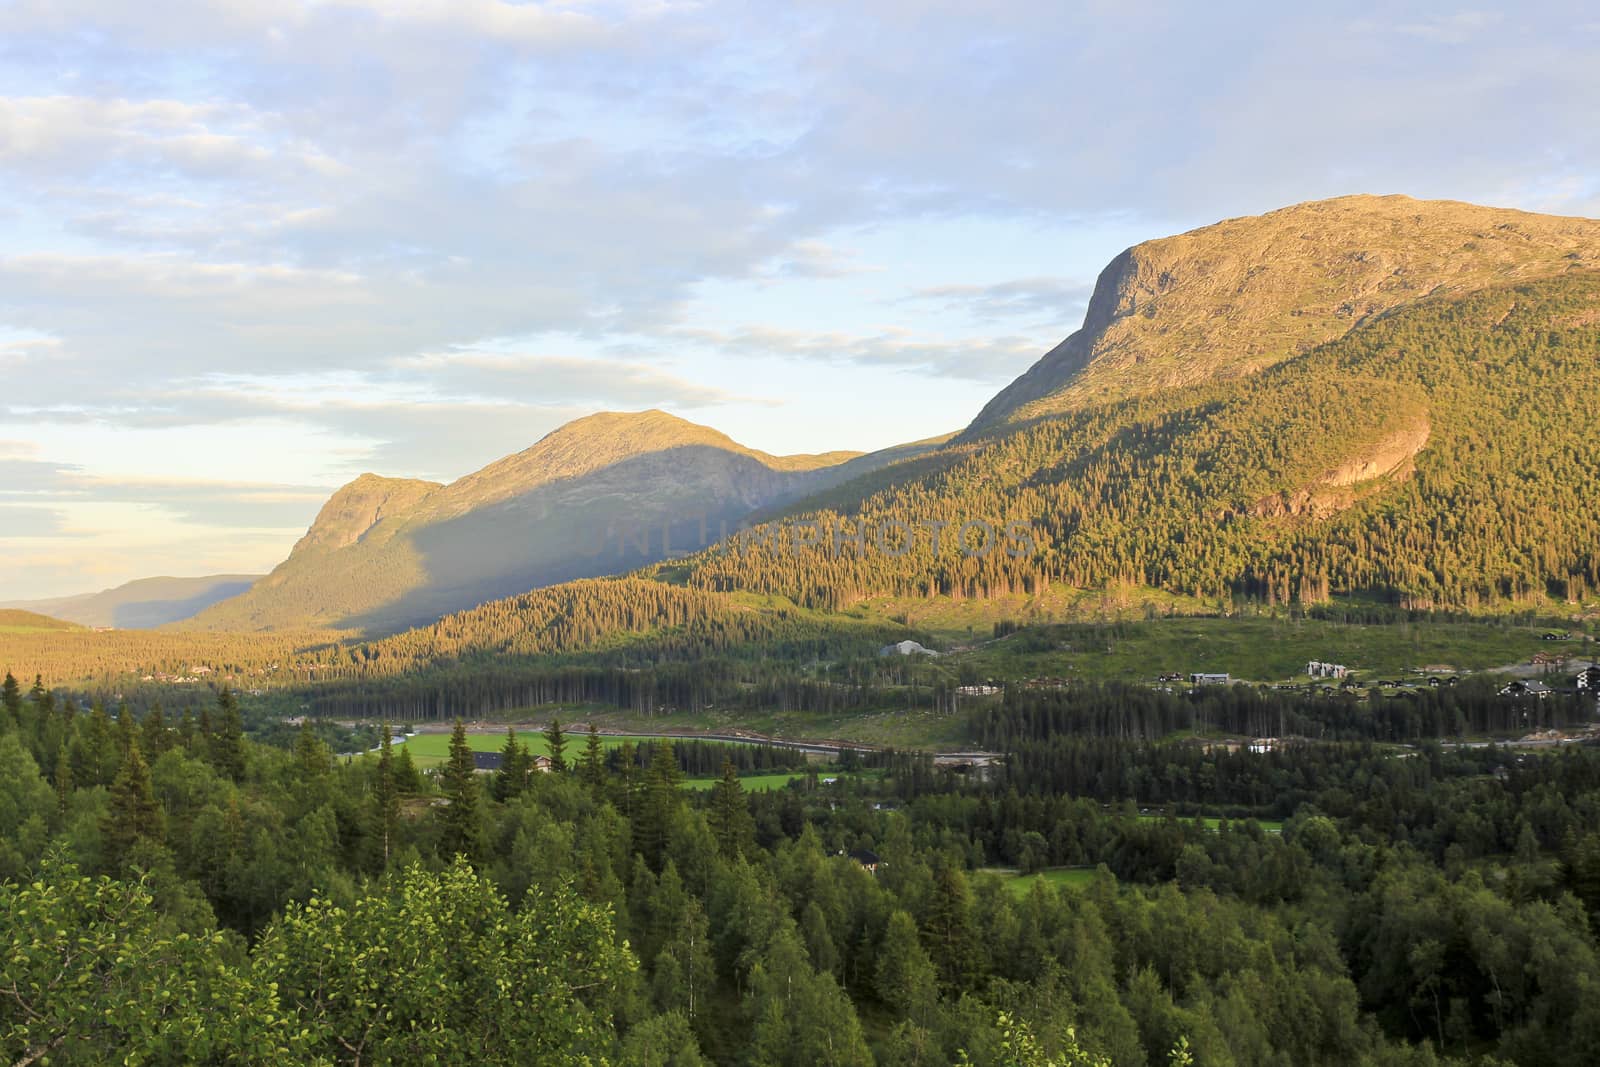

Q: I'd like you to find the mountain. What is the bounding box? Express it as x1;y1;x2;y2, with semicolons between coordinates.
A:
1;575;262;629
669;197;1600;614
190;410;941;634
966;195;1600;434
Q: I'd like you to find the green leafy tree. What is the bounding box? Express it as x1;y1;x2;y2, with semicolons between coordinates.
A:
254;858;633;1066
875;909;939;1024
0;855;294;1064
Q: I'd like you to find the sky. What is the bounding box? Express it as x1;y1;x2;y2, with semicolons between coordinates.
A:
2;1;1598;599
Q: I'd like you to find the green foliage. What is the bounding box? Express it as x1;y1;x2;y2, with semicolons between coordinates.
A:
0;855;294;1065
254;858;633;1066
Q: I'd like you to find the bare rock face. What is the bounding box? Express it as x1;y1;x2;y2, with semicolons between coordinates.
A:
292;474;441;553
1252;414;1432;520
967;195;1600;433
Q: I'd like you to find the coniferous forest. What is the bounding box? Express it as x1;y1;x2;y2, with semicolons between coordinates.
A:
7;671;1600;1065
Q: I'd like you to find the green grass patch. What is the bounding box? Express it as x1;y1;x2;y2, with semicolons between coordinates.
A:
980;866;1102;896
946;614;1568;684
396;730;659;768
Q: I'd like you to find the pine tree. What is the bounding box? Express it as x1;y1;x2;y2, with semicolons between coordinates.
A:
708;758;754;860
544;717;567;773
580;723;606;793
634;740;680;870
116;702;136;756
1;670;20;730
140;704;168;760
178;707;196;751
212;689;246;782
440;719;482;863
104;738;162;866
294;720;329;779
53;755;73;818
395;742;421;795
493;727;531;801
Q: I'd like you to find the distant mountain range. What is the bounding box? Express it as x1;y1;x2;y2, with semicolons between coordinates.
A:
111;194;1600;638
1;575;261;629
188;411;948;633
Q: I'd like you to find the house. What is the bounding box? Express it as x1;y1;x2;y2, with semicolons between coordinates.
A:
1500;680;1554;699
880;640;939;657
472;751;504;773
843;848;882;874
1189;673;1231;686
1306;661;1348;679
1544;631;1572;641
1576;666;1600;692
955;684;1002;696
532;754;554;773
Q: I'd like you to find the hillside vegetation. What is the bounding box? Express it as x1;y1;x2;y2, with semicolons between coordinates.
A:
681;272;1600;612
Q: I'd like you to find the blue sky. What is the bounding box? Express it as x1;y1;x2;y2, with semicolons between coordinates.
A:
2;0;1598;599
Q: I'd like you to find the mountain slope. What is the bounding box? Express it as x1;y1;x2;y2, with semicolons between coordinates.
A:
1;575;262;629
676;269;1600;612
967;194;1600;434
0;609;85;633
190;410;933;634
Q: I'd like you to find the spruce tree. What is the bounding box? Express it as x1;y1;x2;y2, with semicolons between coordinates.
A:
579;723;606;792
1;670;20;730
294;720;329;779
116;702;136;756
440;719;482;863
212;689;246;782
395;742;421;795
708;758;754;860
104;738;162;866
544;717;567;773
493;727;531;801
140;704;168;759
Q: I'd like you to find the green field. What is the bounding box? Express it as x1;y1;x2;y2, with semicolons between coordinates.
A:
396;730;667;768
945;614;1575;685
980;866;1102;896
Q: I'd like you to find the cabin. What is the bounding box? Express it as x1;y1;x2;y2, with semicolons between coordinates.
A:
1576;666;1600;692
472;751;503;773
1306;661;1349;679
1500;680;1554;699
1544;631;1572;641
532;754;554;773
1189;673;1231;687
843;848;882;874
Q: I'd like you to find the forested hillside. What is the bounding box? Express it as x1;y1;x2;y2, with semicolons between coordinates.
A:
680;273;1600;611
